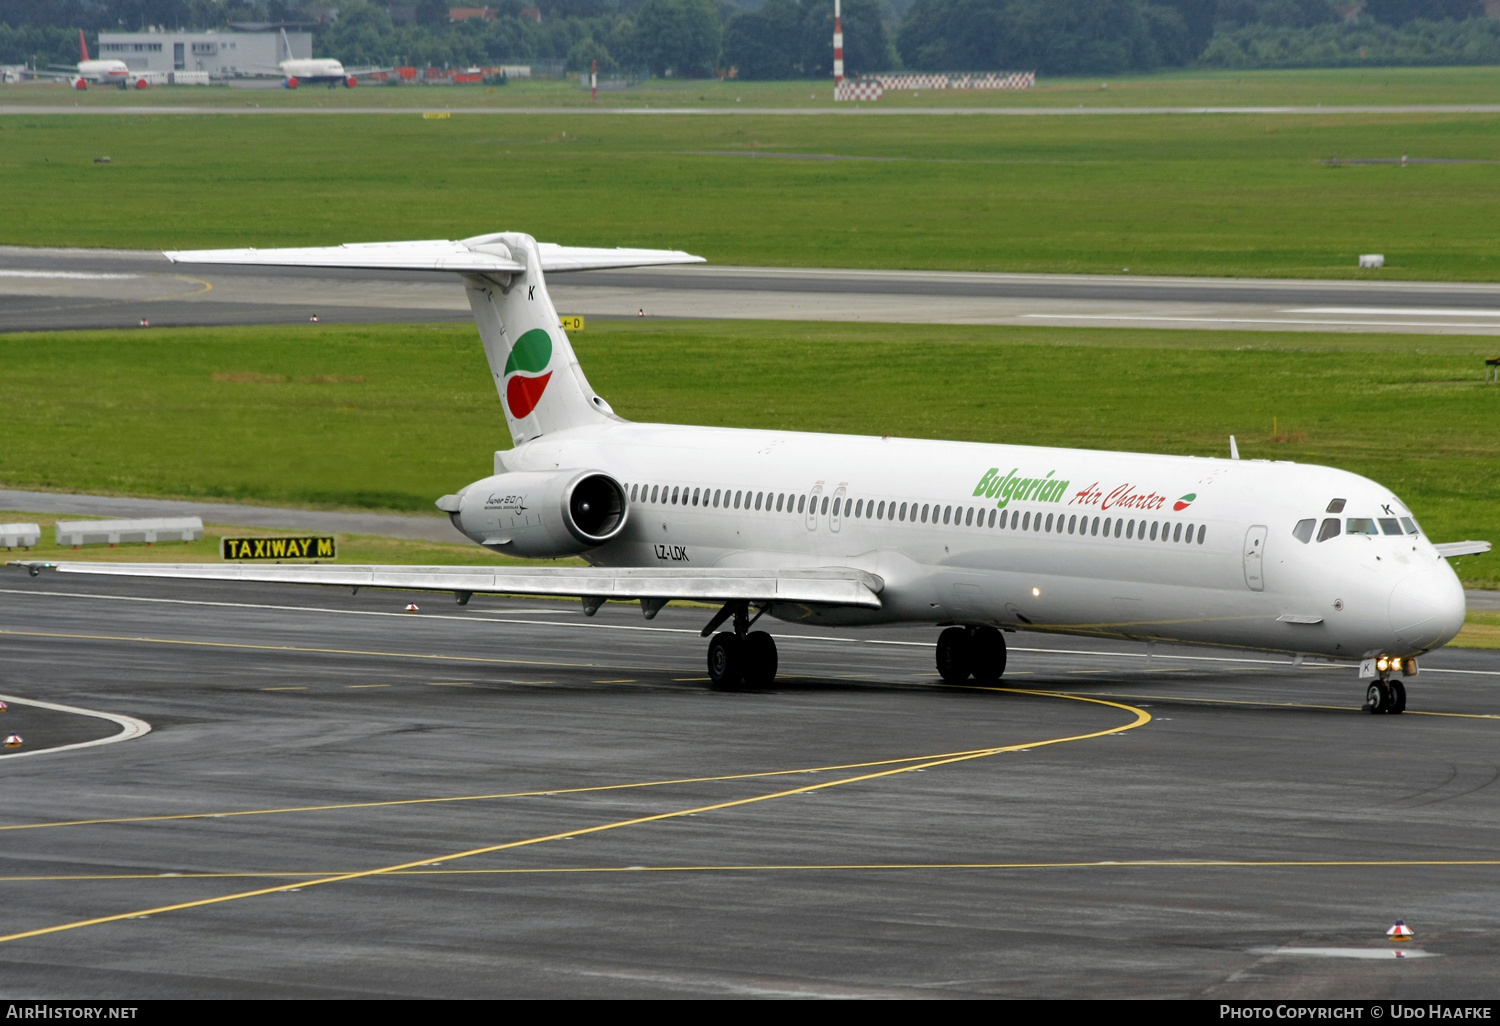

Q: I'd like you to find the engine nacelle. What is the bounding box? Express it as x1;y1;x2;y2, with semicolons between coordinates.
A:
440;470;628;558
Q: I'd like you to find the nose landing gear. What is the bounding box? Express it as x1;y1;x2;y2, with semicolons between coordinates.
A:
1364;678;1407;715
936;626;1007;685
703;600;777;690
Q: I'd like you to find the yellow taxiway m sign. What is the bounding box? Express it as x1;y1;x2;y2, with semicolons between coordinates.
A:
222;536;336;560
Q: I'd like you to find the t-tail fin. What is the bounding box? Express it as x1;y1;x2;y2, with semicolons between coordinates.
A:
79;29;90;62
461;233;612;445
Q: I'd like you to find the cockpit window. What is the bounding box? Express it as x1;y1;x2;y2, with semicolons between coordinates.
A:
1346;518;1380;536
1326;498;1346;513
1401;516;1419;536
1379;518;1404;535
1317;518;1341;542
1292;519;1315;544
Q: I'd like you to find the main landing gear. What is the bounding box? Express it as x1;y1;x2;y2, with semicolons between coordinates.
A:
702;600;778;690
1364;678;1407;715
936;626;1007;685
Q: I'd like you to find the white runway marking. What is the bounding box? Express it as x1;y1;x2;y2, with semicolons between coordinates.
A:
0;693;151;761
0;270;139;280
1248;946;1437;959
1285;306;1500;317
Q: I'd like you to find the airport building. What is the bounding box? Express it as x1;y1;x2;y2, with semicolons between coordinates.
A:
97;29;311;78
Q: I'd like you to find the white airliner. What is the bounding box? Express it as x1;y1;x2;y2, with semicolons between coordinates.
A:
34;31;140;90
268;27;385;88
21;233;1488;715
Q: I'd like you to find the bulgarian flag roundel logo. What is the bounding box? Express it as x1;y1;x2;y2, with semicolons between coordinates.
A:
1173;493;1197;512
504;328;553;418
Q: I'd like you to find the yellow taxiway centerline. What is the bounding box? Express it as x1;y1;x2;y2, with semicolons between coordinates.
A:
0;690;1147;945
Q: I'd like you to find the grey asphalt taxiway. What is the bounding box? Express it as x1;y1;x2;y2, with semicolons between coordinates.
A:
2;570;1498;997
9;245;1500;335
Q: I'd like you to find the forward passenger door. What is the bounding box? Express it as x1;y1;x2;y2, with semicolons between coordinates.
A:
1243;525;1268;592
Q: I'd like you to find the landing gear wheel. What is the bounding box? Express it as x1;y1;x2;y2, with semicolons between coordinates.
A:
742;631;778;689
1365;680;1391;714
1388;679;1407;714
936;626;972;684
970;627;1007;683
707;632;742;690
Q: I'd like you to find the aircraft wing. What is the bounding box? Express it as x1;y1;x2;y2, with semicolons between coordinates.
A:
164;237;705;275
1435;540;1491;558
16;562;884;609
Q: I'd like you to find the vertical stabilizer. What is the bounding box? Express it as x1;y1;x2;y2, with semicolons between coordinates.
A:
462;233;614;446
79;29;90;62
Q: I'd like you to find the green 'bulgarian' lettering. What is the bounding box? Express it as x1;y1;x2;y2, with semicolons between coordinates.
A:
973;468;998;497
976;468;1070;508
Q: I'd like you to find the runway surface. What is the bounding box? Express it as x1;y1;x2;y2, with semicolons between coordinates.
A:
2;570;1498;997
7;246;1500;335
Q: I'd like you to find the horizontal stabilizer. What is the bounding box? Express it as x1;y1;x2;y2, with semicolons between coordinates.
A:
20;562;883;608
1435;540;1491;558
164;235;705;275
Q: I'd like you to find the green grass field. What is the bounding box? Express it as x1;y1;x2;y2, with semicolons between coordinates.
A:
4;102;1500;278
1;320;1493;588
9;66;1500;108
0;510;559;567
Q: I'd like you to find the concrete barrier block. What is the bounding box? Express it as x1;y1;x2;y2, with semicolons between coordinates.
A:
0;523;41;548
55;517;203;547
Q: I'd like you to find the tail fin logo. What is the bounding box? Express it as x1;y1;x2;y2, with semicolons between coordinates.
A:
503;328;553;418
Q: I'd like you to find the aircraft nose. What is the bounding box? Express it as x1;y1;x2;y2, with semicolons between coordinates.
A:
1389;568;1466;650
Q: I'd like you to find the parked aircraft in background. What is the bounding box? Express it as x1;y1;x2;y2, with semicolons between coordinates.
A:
16;233;1488;715
34;30;141;90
271;27;386;88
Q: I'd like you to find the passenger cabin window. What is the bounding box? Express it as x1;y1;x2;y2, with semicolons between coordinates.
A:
1293;519;1315;543
1347;518;1380;536
821;496;830;515
1317;518;1340;542
1379;518;1403;535
650;485;659;503
631;484;639;501
1197;525;1206;544
1326;498;1346;513
798;495;807;514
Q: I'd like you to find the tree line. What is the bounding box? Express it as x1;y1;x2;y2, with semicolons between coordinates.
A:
3;0;1497;76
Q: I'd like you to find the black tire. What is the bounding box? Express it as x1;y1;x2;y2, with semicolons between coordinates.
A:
1389;679;1407;714
708;632;742;690
936;626;972;685
743;631;778;689
970;627;1007;682
1365;681;1389;714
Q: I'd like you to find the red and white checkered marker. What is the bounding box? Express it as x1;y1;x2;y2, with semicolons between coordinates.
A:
404;603;419;612
4;734;21;748
0;700;7;712
1387;920;1413;941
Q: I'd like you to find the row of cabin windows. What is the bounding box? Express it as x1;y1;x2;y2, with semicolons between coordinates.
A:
625;482;1207;545
1292;515;1418;544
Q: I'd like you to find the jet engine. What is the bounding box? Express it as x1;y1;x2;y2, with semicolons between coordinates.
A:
438;470;628;557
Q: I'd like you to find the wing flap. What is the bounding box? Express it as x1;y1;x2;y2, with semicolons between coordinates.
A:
26;563;883;608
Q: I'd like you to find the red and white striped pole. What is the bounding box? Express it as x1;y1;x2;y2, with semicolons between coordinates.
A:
833;0;844;84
